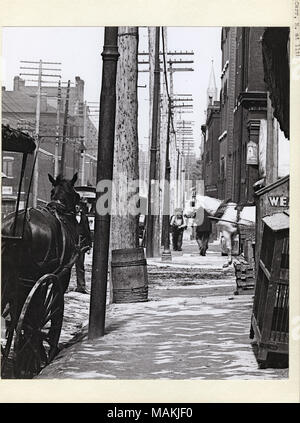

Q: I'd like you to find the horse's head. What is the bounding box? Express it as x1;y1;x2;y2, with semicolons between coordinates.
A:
48;173;80;213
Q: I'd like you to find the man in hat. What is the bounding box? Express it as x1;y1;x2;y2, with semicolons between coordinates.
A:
170;208;187;251
75;201;92;293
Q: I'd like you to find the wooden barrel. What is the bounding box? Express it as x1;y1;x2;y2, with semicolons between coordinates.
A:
111;248;148;303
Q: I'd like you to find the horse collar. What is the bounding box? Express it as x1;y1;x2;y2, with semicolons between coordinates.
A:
47;201;75;216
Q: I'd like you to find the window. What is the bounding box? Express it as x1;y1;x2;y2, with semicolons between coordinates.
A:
2;156;14;178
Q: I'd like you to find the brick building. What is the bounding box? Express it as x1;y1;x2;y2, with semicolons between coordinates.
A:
218;27;237;200
201;27;289;208
2;76;97;215
203;101;220;199
232;27;267;204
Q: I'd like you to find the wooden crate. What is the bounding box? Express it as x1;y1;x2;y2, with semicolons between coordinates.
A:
234;256;255;295
239;224;256;243
250;212;289;368
239;223;255;264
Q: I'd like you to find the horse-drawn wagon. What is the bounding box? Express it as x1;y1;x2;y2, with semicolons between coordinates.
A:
1;124;85;378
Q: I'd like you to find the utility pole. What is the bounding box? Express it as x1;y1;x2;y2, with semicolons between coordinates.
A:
80;101;87;185
146;26;160;258
19;60;61;203
161;100;172;261
60;80;70;175
32;60;42;207
111;26;139;252
89;27;119;339
176;149;181;208
140;44;194;256
168;62;177;215
54;80;61;177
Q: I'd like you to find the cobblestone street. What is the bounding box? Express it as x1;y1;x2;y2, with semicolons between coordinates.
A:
37;241;288;380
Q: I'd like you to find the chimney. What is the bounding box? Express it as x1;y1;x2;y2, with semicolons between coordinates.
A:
13;76;25;91
75;76;84;102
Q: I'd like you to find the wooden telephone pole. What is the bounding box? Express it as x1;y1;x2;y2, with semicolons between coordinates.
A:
146;26;160;258
19;60;61;205
60;80;71;175
111;26;139;252
139;45;194;254
80;101;87;185
161;100;172;261
33;60;42;207
54;80;61;177
89;27;119;339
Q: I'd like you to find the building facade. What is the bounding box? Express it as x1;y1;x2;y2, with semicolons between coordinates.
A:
2;76;98;214
203;101;220;199
232;27;267;204
218;27;237;200
201;26;289;211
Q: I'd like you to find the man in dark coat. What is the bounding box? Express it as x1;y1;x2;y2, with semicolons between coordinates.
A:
195;208;212;256
75;201;92;293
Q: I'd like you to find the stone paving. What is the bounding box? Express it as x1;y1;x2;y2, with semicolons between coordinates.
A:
37;241;288;380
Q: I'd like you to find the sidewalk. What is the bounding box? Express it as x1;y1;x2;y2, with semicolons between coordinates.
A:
37;242;288;380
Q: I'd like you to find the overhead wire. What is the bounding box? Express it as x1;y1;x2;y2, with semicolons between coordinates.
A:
161;27;178;152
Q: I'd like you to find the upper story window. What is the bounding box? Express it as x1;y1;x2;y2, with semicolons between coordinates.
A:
2;156;14;178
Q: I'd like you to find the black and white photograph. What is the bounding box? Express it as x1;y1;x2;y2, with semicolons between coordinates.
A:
0;0;298;406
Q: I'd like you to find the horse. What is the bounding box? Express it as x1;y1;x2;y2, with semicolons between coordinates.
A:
185;195;255;266
1;173;80;353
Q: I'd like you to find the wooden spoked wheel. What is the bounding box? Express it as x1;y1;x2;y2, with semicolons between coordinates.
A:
13;274;64;379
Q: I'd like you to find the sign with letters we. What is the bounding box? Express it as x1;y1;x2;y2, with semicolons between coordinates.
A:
268;196;289;207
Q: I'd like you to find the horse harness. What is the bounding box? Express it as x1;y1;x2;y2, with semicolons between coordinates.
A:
24;202;80;276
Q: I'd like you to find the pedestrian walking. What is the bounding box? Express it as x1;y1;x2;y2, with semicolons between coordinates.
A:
195;208;212;256
170;208;187;251
75;201;92;293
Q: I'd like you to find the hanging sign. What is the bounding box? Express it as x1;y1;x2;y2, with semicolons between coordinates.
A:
268;196;289;207
246;141;258;165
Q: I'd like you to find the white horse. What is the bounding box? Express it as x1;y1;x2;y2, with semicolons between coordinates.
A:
184;195;255;266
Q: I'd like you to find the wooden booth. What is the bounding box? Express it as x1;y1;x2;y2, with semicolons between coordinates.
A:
254;175;289;272
250;211;289;368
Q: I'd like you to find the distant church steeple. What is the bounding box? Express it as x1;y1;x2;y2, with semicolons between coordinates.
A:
207;60;218;106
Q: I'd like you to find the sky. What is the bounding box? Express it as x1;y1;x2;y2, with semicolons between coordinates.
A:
1;26;222;156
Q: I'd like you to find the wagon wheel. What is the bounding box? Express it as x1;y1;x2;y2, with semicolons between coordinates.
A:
13;274;64;379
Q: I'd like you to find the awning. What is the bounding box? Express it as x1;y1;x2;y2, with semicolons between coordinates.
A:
262;27;290;140
263;211;289;232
